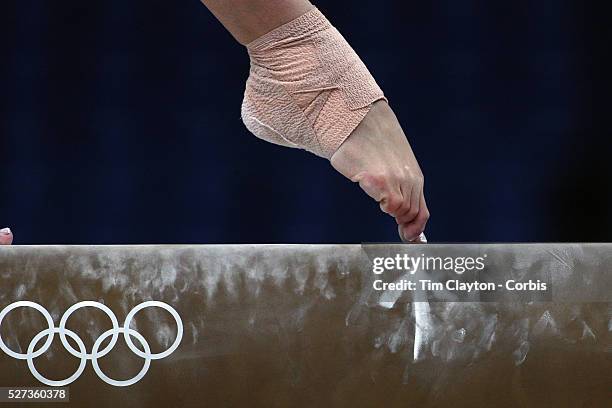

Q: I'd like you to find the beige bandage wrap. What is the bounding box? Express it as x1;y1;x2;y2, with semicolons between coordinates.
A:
242;8;386;159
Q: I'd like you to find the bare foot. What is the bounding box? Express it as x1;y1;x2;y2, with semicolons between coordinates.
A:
331;101;429;242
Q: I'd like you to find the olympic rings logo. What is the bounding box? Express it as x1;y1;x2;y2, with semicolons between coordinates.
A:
0;301;183;387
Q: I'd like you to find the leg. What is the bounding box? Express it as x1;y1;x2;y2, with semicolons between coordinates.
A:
199;1;430;241
200;0;314;45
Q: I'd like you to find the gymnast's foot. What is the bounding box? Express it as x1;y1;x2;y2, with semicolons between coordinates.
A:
331;100;429;242
0;228;13;245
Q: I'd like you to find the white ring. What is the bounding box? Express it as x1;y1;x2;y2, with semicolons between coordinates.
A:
123;301;183;360
0;301;55;360
59;301;120;359
91;328;151;387
26;327;88;387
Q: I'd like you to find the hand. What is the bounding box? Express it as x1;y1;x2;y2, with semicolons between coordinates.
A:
0;228;13;245
331;101;429;242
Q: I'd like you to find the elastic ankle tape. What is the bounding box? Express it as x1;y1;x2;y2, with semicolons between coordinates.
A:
241;8;386;159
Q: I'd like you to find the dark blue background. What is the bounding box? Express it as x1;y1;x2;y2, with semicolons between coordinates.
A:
1;1;610;244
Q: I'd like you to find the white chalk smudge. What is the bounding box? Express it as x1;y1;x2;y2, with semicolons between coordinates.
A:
412;302;433;361
14;284;26;299
533;310;559;336
513;341;530;366
581;322;596;341
452;328;466;343
190;322;198;345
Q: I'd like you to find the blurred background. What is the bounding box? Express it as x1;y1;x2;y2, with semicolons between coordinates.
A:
0;0;610;244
